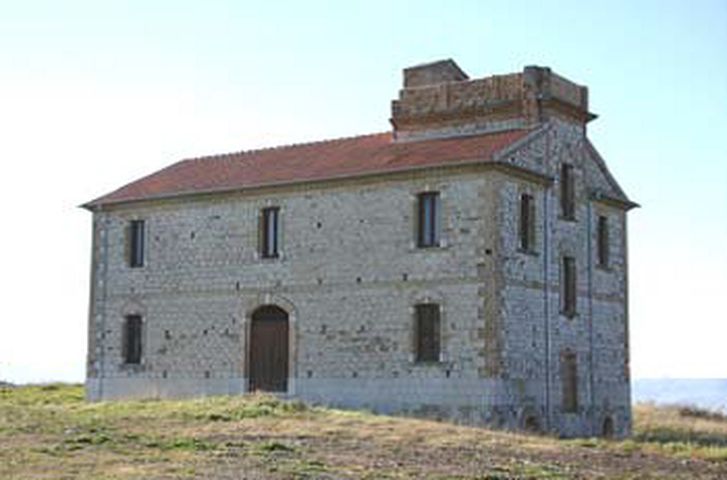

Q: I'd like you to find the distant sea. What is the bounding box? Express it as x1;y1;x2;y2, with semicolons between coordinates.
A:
632;378;727;412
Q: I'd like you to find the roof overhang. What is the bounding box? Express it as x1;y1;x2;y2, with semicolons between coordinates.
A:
591;191;640;211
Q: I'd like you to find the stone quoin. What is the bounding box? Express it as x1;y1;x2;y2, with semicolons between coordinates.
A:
83;59;637;438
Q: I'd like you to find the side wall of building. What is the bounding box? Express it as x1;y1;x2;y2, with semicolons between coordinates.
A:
494;120;631;437
87;169;501;423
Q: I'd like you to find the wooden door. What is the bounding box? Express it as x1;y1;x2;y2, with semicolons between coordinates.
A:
249;306;288;392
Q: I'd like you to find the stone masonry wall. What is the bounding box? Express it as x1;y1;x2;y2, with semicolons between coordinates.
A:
86;118;631;437
88;169;499;422
494;119;631;436
391;67;589;142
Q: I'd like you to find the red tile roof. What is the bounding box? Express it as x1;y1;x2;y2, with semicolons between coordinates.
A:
87;128;533;207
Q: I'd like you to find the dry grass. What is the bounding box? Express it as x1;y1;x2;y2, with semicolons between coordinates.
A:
1;384;726;479
630;403;727;460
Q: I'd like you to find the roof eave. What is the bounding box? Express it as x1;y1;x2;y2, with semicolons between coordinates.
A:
84;156;553;211
591;191;640;211
79;201;99;212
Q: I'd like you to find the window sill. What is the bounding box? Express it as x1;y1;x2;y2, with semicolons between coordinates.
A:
120;363;146;373
558;215;577;223
413;360;442;366
596;264;612;272
410;244;450;253
257;253;285;262
517;248;539;257
560;310;578;320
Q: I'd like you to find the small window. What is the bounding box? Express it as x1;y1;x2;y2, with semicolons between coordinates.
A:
562;351;578;413
417;192;440;248
562;256;576;317
260;207;280;258
123;315;143;365
519;193;535;251
597;216;609;267
560;163;575;220
128;220;145;268
415;304;440;362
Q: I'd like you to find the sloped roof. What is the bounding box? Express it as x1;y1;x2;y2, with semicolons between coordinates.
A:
85;128;534;208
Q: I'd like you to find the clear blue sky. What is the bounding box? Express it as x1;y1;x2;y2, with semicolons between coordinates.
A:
0;0;725;382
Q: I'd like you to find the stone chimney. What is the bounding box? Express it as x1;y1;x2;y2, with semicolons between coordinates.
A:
391;59;595;141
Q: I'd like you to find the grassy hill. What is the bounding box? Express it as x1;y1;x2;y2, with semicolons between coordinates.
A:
1;384;726;479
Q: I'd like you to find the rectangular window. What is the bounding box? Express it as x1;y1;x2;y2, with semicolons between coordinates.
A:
519;193;535;251
415;304;440;362
597;216;609;267
260;207;280;258
562;351;578;413
560;163;575;220
417;192;440;248
562;256;577;317
129;220;145;268
123;315;143;365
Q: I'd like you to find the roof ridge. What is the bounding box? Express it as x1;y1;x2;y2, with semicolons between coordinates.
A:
184;131;391;164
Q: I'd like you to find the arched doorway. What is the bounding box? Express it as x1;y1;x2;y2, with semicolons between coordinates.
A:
249;305;289;392
602;416;615;438
524;415;541;434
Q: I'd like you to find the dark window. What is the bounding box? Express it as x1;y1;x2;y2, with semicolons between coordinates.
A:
597;216;609;267
562;256;576;317
260;207;280;258
123;315;143;364
417;192;440;248
415;304;441;362
519;193;535;251
128;220;145;268
560;163;575;220
562;351;578;413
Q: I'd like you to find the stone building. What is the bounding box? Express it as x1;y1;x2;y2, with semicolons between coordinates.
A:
83;59;637;437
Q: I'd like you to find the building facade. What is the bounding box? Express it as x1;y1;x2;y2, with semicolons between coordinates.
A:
84;60;636;437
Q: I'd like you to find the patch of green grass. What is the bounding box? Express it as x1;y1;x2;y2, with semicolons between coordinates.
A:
0;383;84;406
157;437;217;452
257;440;296;453
569;437;602;448
189;396;307;422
